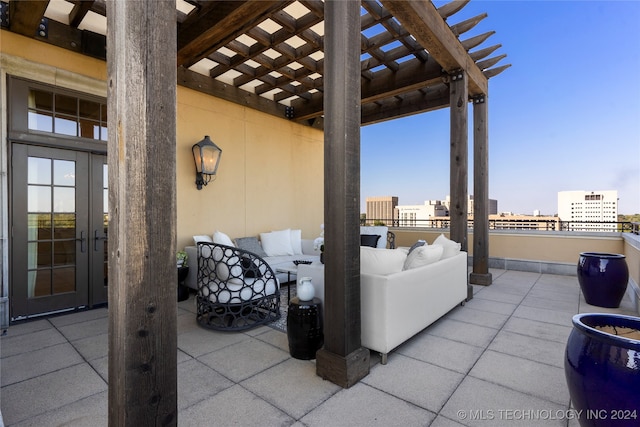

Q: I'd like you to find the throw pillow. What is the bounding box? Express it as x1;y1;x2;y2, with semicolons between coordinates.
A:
360;246;406;275
234;236;268;258
213;230;235;247
408;240;426;254
241;256;264;278
433;234;461;259
360;234;381;248
403;245;444;270
290;229;303;255
193;235;213;244
260;229;294;256
360;226;388;249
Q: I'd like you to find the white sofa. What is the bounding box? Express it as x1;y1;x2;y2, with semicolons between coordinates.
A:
301;234;469;365
361;251;468;364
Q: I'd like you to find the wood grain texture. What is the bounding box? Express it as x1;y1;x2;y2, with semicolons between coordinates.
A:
107;1;178;424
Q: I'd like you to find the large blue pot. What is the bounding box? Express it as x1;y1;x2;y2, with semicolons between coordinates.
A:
565;313;640;427
577;252;629;308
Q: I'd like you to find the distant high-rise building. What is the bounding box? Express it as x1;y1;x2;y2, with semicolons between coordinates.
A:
443;195;498;215
557;190;618;231
365;196;398;225
397;200;448;227
396;195;498;227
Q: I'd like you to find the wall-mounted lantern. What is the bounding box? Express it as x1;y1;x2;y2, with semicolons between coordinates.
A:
192;135;222;190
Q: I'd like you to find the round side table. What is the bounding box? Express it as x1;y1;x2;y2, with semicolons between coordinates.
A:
177;266;190;302
287;297;324;360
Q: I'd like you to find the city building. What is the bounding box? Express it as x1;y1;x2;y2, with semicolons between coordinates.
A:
396;195;498;227
558;190;618;231
365;196;398;225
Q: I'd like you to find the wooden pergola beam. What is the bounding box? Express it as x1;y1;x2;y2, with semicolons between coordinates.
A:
177;1;286;68
8;0;49;37
381;0;488;96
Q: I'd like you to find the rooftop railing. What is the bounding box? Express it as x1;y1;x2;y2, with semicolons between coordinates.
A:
363;218;635;233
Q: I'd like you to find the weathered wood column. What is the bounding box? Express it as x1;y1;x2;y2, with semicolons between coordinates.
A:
470;95;493;286
449;70;471;299
107;1;177;424
449;70;468;249
316;0;370;388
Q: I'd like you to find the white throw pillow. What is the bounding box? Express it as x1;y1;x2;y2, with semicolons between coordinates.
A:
360;226;388;249
260;229;294;256
403;245;444;270
213;231;235;247
360;247;406;275
433;234;461;259
193;235;213;244
290;229;303;255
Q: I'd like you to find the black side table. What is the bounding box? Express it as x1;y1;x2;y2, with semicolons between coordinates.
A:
287;297;324;360
177;266;190;302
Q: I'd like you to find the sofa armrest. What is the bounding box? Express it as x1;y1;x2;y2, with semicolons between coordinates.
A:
302;239;321;255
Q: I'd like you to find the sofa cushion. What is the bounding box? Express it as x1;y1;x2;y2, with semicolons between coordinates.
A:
235;236;268;257
408;240;426;254
360;226;388;249
403;244;444;270
193;235;213;244
360;234;381;248
213;230;235;247
260;229;294;256
290;229;303;255
433;234;461;259
360;247;406;275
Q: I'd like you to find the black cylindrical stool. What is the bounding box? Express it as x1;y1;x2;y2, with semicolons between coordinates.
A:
177;266;190;302
287;297;323;360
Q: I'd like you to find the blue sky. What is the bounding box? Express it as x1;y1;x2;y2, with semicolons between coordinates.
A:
361;1;640;216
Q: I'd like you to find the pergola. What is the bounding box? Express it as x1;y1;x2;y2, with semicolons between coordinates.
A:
5;0;509;424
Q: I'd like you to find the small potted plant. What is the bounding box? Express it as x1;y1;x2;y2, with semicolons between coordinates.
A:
176;250;188;268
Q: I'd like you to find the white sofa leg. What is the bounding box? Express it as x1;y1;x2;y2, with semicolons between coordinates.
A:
380;353;388;365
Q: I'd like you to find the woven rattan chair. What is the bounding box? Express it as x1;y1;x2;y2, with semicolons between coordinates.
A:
196;242;280;331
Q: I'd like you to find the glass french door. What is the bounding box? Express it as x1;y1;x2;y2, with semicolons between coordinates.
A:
11;144;108;319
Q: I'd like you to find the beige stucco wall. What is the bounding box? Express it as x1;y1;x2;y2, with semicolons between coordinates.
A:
393;228;625;264
176;87;324;249
1;30;325;252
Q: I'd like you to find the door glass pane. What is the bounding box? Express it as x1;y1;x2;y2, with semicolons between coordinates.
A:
54;241;76;266
32;270;52;297
54;160;75;186
28;158;51;184
53;213;75;239
53;187;75;213
28;186;51;212
29;213;52;240
31;241;52;267
53;267;76;294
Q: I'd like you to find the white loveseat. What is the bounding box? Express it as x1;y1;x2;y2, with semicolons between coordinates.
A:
361;250;468;364
299;234;469;364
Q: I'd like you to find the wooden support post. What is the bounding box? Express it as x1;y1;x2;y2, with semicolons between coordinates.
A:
316;0;370;388
106;1;178;424
449;70;471;299
449;70;468;250
470;95;493;287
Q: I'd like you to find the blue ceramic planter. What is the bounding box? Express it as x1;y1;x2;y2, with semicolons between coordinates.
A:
565;313;640;427
577;252;629;308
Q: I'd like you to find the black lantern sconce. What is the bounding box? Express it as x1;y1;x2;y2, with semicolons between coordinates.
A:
192;135;222;190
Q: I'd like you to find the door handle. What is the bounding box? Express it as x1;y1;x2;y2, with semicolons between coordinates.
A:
94;230;107;251
77;231;86;253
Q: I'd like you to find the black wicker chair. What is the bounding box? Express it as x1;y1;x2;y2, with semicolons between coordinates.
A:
196;242;280;331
